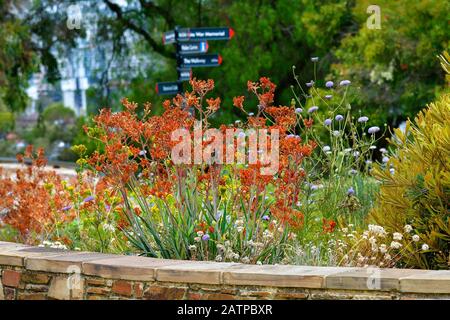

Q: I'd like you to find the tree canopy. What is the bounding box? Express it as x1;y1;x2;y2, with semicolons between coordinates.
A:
0;0;82;112
0;0;447;127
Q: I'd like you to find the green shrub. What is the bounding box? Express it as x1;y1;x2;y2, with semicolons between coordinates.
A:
71;117;98;157
370;93;450;269
56;147;77;162
0;111;15;133
42;103;75;124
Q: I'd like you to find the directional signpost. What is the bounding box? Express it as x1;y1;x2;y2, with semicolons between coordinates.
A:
157;26;234;95
177;68;192;82
163;27;234;44
162;31;176;45
179;54;222;68
176;27;235;41
178;41;208;54
155;81;182;95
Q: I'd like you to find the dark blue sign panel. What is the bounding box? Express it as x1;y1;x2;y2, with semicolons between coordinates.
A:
178;68;192;81
160;26;234;94
178;41;209;54
156;81;182;95
177;27;234;41
163;31;175;44
163;27;234;44
179;54;222;68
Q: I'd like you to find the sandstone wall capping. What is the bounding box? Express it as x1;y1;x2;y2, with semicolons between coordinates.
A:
0;241;449;300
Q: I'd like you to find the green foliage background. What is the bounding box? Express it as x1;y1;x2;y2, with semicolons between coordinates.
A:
0;0;448;128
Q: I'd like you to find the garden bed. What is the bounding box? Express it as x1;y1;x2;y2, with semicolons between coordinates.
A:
0;77;448;272
1;241;449;300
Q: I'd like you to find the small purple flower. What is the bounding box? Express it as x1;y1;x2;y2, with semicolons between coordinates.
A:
339;80;351;86
347;187;355;196
368;126;380;134
295;108;303;114
389;168;395;175
202;234;210;241
83;196;95;203
310;184;319;191
379;148;387;154
262;215;270;221
382;156;389;163
358;116;369;123
335;114;344;121
215;210;223;220
324;118;332;126
311;57;319;62
306;81;314;88
238;131;246;138
349;169;358;175
324;94;333;100
138;150;147;156
105;204;111;211
308;106;319;113
62;205;72;211
325;81;334;88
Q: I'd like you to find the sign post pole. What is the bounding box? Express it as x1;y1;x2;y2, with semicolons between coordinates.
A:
157;26;234;96
175;26;182;92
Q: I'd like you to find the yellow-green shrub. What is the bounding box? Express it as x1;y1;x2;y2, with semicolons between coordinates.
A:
0;111;14;133
370;93;449;269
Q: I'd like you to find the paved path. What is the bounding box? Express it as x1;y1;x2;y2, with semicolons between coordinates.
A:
0;163;77;180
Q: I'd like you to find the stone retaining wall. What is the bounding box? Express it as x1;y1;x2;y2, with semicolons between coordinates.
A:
0;241;449;300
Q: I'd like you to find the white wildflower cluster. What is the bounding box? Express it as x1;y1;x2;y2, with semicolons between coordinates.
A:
262;229;273;241
244;239;264;250
214;239;264;264
283;239;346;266
356;253;366;264
218;242;239;261
102;223;116;233
390;241;402;249
404;225;413;233
241;256;250;264
235;219;244;233
208;215;281;264
368;224;387;237
194;230;203;242
392;232;403;241
39;240;68;250
338;224;428;268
